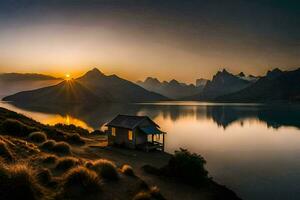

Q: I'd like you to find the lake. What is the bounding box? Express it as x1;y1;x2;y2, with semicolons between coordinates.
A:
1;100;300;200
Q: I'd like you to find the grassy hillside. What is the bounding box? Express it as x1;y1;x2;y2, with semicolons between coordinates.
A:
0;107;240;200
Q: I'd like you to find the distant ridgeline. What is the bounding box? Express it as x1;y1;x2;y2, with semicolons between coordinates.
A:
2;67;300;104
0;73;61;82
2;68;168;104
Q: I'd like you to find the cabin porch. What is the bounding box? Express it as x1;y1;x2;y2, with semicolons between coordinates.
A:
137;127;166;152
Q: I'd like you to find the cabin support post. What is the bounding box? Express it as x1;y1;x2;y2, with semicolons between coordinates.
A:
162;133;165;152
152;134;154;144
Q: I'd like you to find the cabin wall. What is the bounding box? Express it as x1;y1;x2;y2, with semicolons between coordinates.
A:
135;128;147;145
108;126;135;149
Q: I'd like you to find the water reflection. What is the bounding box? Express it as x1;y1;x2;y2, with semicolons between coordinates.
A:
1;101;300;130
1;101;300;199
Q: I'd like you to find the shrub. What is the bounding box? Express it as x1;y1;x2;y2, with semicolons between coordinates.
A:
90;130;105;135
133;192;152;200
42;154;58;165
0;164;45;200
36;168;52;185
40;140;56;151
52;141;71;155
161;148;208;185
28;131;47;143
54;123;89;135
1;119;37;137
120;164;135;176
67;133;85;145
55;157;80;171
0;140;14;162
89;159;119;181
149;186;165;200
59;166;101;199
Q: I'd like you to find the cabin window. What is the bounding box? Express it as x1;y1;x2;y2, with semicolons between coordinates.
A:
128;130;133;141
112;127;116;136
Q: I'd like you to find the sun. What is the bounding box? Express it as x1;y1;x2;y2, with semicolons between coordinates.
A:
65;74;71;80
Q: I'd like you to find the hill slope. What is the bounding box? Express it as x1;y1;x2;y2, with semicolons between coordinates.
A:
186;69;251;100
137;77;204;99
217;68;300;102
2;68;168;104
3;80;103;104
76;68;168;102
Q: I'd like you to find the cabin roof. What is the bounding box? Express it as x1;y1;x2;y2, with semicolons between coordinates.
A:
106;114;159;130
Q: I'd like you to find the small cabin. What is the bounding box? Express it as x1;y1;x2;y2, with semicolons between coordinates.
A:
106;115;166;152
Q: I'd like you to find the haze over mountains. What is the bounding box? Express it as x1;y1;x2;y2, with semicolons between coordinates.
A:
186;69;257;100
3;68;168;104
0;73;62;97
137;77;207;99
2;67;300;104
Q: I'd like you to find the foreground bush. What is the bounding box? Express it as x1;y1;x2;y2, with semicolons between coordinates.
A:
58;166;101;199
120;164;135;176
40;140;71;155
55;157;80;171
0;140;14;162
42;154;58;165
28;131;47;143
88;159;119;181
67;133;85;145
40;140;56;151
0;164;45;200
52;141;71;155
1;119;37;137
36;168;52;186
161;148;208;185
54;123;89;136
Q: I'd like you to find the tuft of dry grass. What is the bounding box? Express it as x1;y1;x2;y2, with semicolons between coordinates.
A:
55;157;80;171
0;163;46;200
88;159;119;181
28;131;47;143
1;119;37;137
52;141;71;155
36;168;52;186
58;166;102;199
133;191;152;200
67;133;85;145
120;164;135;177
40;140;72;155
42;154;58;165
40;140;56;151
0;140;14;162
149;186;165;200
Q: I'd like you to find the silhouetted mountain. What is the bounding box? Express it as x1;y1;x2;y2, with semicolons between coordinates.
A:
196;78;208;87
0;73;62;98
3;80;102;104
0;73;60;82
76;68;168;102
217;68;300;102
236;72;259;83
3;68;168;104
265;68;283;80
186;69;252;100
137;77;203;99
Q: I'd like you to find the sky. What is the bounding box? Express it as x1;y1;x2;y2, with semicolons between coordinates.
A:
0;0;299;83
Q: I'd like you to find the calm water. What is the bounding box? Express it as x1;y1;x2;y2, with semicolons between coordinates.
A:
1;100;300;200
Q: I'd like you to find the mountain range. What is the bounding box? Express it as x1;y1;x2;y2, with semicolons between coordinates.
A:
137;77;207;99
185;69;257;100
217;68;300;102
3;68;168;104
0;73;62;98
2;67;300;103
